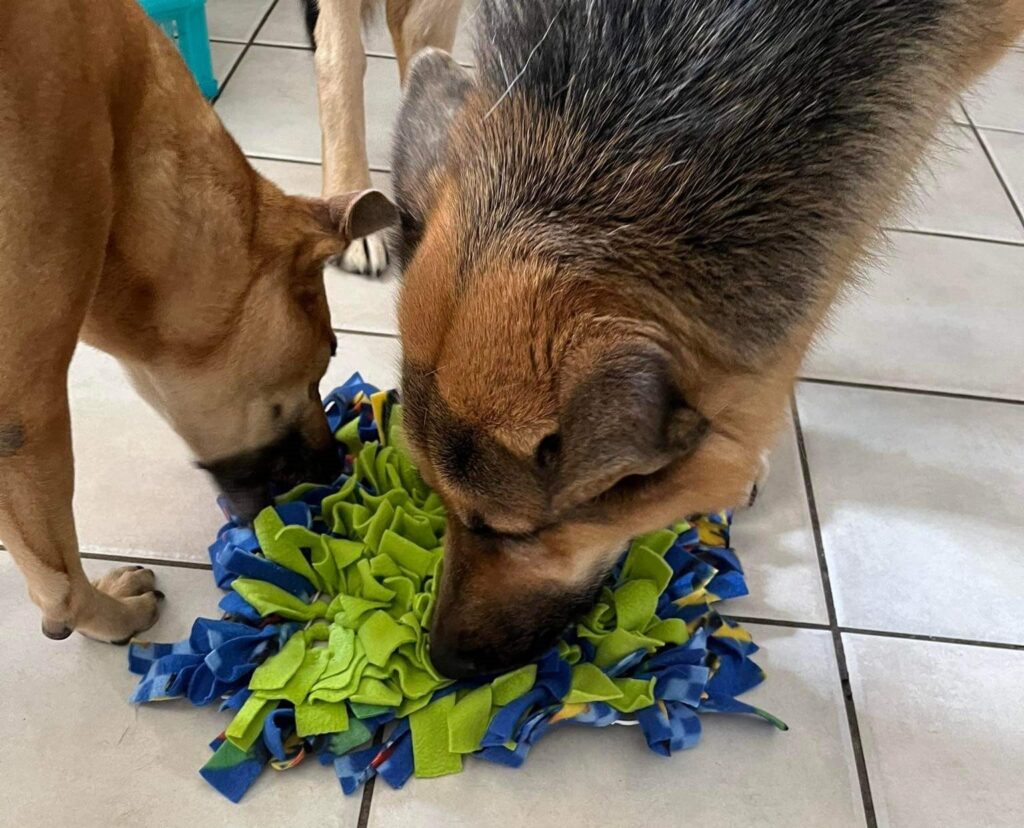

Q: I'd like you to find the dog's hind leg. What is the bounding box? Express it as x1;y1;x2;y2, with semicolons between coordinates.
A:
386;0;463;83
314;0;392;276
0;175;160;643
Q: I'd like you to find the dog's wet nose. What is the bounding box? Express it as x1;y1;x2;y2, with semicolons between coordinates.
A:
221;484;274;523
200;425;343;523
307;441;343;486
429;643;481;680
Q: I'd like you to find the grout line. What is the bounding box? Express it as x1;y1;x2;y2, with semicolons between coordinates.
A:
248;40;314;52
209;36;249;45
246;152;322;167
245;151;391;176
245;43;414;64
356;765;378;828
967;117;1024;231
881;225;1024;247
211;0;281;104
797;377;1024;407
211;46;248;98
965;123;1024;137
726;615;1024;652
791;395;877;828
248;38;475;69
333;327;399;339
356;728;385;828
81;552;213;571
840;626;1024;653
249;0;281;43
728;615;832;632
242;39;397;58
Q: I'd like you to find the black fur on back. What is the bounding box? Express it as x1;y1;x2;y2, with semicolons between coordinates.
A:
443;0;996;359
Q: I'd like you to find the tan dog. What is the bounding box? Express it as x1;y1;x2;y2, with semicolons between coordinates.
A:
390;0;1024;678
0;0;395;643
305;0;463;274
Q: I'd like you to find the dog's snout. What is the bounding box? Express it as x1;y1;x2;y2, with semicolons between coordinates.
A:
200;424;341;523
428;518;612;678
220;483;274;523
428;614;557;679
303;438;343;486
428;642;480;680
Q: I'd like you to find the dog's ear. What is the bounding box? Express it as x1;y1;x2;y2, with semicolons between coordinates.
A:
322;189;397;242
297;189;396;269
392;48;474;264
551;346;709;509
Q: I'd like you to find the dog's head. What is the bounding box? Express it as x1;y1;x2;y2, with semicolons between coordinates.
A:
123;183;395;522
392;50;810;678
399;254;797;678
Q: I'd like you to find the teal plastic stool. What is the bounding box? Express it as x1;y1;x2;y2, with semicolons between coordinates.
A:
139;0;218;98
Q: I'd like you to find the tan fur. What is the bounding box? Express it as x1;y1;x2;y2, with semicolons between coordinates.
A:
313;0;462;273
0;0;393;642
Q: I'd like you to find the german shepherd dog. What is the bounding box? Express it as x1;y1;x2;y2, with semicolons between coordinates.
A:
303;0;463;274
391;0;1024;678
0;0;395;642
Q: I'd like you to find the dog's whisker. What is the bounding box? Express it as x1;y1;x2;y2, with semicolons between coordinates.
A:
484;6;564;120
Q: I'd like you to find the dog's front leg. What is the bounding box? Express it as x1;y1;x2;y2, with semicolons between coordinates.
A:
314;0;389;276
386;0;463;83
0;381;161;643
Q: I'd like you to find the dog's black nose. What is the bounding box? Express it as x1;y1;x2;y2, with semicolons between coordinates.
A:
221;484;274;523
307;440;343;487
200;426;343;523
429;644;480;680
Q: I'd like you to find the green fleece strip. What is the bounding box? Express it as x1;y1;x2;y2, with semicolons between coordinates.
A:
231;579;329;621
295;699;349;737
254;509;321;590
410;694;463;778
564;663;624;704
448;686;494;754
226;695;276;751
249;631;306;691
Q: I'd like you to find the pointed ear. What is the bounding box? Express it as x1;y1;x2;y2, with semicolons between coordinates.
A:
324;189;397;242
392;48;474;264
551;346;709;508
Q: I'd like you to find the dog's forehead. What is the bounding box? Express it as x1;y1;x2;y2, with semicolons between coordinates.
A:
404;355;551;461
413;268;562;427
438;340;553;430
402;359;551;523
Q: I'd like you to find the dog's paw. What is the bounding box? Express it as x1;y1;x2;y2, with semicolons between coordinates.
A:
70;566;164;644
339;230;389;276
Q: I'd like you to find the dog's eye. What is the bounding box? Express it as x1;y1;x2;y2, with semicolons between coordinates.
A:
466;513;499;537
534;433;561;469
466;513;543;543
271;404;283;421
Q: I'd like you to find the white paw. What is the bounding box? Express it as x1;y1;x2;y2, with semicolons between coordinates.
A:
339;230;389;276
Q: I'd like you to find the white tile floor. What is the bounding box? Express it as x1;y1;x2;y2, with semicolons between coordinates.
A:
1;4;1022;828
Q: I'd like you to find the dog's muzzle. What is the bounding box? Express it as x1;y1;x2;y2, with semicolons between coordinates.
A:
199;427;342;523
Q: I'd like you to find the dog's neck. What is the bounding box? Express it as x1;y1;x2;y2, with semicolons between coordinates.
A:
80;114;284;366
